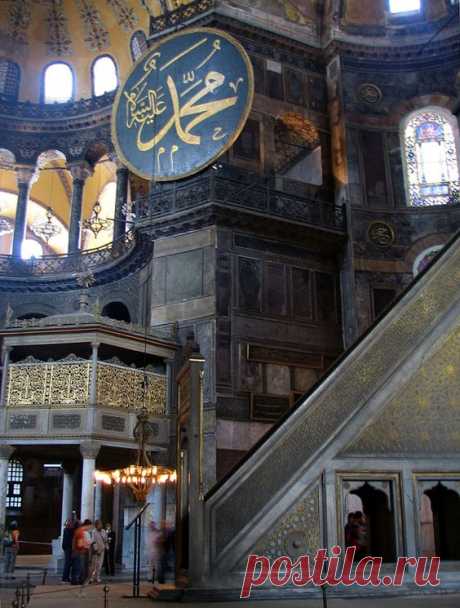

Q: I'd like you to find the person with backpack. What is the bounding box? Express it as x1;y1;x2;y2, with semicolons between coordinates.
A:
3;521;20;578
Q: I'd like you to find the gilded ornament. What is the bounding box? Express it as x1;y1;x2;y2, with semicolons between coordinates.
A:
358;83;383;105
367;221;396;248
112;27;254;180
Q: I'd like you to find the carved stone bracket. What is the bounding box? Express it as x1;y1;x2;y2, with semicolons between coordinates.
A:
80;441;101;460
0;445;15;460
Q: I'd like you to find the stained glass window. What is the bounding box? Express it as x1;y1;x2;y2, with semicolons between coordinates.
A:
403;109;460;206
0;60;20;100
6;460;23;509
413;246;443;276
130;31;147;62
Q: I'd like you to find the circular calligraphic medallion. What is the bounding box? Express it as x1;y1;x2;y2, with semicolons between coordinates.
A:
368;221;396;248
112;27;254;181
358;83;383;105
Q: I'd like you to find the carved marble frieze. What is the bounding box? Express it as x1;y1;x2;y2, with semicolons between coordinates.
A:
209;235;460;561
342;323;460;456
242;483;321;567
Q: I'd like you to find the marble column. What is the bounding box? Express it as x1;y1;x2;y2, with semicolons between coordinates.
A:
0;446;14;527
12;167;38;258
0;346;12;408
60;471;74;531
94;481;103;522
113;162;129;242
188;353;206;585
80;442;101;521
90;342;99;406
68;162;92;254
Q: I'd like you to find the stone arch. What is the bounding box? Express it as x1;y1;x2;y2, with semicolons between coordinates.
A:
0;148;16;167
400;105;460;207
36;149;67;168
101;301;132;323
423;482;460;560
404;233;449;272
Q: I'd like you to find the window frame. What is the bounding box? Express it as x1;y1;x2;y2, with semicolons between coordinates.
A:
401;106;460;208
0;58;21;101
130;30;148;62
6;459;24;511
42;61;75;104
387;0;423;19
91;54;119;98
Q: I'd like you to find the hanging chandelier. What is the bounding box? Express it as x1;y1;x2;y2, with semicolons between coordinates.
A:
31;207;61;243
94;409;176;503
82;200;109;238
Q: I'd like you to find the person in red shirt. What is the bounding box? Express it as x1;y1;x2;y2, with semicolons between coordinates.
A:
3;521;20;579
72;519;93;585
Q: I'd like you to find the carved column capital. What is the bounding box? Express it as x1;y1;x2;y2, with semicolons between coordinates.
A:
68;161;93;183
0;445;15;460
15;165;38;186
80;441;101;460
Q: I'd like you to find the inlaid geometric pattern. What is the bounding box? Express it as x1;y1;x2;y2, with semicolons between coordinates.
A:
106;0;139;32
44;0;73;56
77;0;110;51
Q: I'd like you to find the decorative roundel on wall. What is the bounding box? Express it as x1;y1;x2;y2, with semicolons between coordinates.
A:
112;27;254;181
284;530;308;559
358;83;383;105
367;221;396;248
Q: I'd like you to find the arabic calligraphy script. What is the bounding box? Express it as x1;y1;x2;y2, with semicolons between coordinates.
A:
113;28;254;181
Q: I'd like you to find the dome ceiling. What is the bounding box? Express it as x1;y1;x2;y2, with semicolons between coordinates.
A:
0;0;163;101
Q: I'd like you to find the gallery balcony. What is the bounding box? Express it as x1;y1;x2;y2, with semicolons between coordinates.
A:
134;165;346;236
0;313;177;448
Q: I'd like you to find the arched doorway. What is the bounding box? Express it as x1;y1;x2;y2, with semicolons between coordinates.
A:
101;302;131;323
424;483;460;560
344;480;397;562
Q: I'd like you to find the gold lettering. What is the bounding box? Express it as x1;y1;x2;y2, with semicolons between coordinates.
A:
160;38;208;72
156;147;166;173
195;39;222;70
135;71;238;152
212;127;227;141
183;71;195;84
229;77;244;94
170;145;179;171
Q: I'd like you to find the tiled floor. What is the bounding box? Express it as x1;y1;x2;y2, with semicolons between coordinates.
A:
26;583;460;608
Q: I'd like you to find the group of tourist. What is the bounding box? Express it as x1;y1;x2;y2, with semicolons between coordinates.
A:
345;510;369;560
61;519;116;585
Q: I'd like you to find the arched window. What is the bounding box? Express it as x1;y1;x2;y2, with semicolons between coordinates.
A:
44;63;73;103
389;0;421;14
7;460;24;510
0;59;20;100
130;31;147;61
413;245;444;276
21;239;43;260
92;56;118;97
403;108;460;207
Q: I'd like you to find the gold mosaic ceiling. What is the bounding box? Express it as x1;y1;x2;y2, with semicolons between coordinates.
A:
0;0;456;103
0;0;166;102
